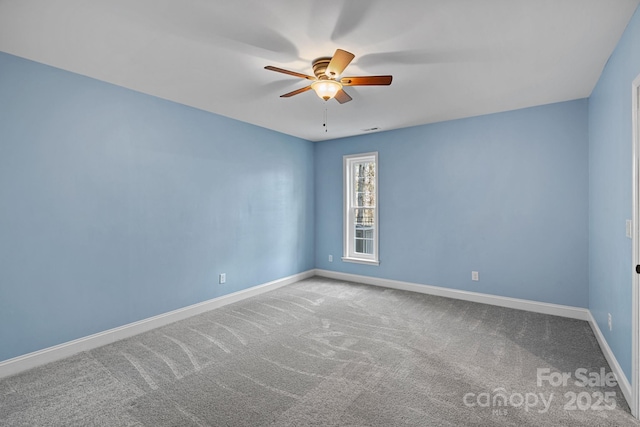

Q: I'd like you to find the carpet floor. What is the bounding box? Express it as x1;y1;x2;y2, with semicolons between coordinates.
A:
1;276;639;426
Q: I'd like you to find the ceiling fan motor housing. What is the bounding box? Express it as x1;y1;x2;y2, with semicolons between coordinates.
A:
312;57;333;79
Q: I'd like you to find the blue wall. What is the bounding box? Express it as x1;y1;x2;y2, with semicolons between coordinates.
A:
0;52;315;362
2;8;638;379
589;6;640;381
315;100;589;308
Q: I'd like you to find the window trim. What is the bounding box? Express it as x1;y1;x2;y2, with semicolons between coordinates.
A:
342;152;379;266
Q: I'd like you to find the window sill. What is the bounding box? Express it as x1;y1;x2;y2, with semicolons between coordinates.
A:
341;257;379;266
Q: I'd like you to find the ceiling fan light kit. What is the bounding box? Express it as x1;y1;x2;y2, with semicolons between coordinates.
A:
311;79;342;101
264;49;392;104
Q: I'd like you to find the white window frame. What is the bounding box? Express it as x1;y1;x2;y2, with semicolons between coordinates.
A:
342;152;379;265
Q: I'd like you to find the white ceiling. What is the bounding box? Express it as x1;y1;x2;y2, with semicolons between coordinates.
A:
0;0;638;142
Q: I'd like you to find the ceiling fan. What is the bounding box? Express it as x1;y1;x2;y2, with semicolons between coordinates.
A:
264;49;392;104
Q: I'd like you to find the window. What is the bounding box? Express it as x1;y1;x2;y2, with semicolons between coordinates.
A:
343;152;379;265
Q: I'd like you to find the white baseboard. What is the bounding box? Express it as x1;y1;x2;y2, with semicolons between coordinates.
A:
586;311;633;406
314;269;590;320
3;268;632;414
0;270;315;379
315;269;633;410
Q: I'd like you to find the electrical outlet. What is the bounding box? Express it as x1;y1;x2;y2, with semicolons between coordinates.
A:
472;271;479;281
328;254;333;262
219;273;226;284
608;313;612;331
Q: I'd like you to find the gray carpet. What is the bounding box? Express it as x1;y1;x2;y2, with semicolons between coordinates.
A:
1;276;638;426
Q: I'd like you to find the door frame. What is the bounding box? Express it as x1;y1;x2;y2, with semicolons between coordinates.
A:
632;73;640;418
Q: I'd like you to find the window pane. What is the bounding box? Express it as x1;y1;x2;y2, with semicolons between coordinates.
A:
355;191;374;207
354;208;375;227
355;228;374;239
353;162;375;207
355;238;374;254
354;205;374;255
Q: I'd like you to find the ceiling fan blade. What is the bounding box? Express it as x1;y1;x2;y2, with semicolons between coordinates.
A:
334;88;352;104
265;66;315;81
341;75;393;86
325;49;355;78
280;85;313;98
